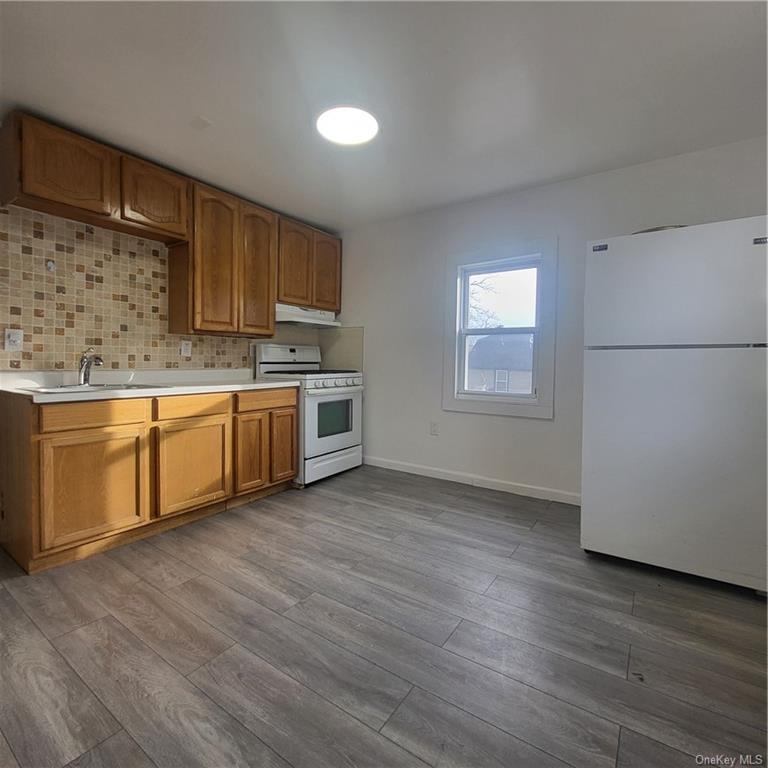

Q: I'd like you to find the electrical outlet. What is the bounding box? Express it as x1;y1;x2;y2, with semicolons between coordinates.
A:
4;328;23;351
179;340;192;357
429;421;440;437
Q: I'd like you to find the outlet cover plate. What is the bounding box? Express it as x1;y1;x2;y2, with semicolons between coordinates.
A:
4;328;23;351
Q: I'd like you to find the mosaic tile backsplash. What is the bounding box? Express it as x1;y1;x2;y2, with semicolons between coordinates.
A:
0;206;252;370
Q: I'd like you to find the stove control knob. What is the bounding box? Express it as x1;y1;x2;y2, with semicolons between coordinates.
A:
323;379;334;387
311;380;321;388
335;378;344;387
354;377;362;385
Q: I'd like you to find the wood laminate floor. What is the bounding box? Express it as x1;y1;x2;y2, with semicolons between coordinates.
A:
0;465;765;768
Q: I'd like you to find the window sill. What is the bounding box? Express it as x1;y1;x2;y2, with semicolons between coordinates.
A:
442;394;553;419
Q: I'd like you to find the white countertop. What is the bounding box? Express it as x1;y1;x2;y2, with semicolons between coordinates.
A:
0;368;300;403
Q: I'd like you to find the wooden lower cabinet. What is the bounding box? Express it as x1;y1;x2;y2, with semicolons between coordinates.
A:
155;415;232;516
235;407;298;490
40;426;149;550
0;388;298;573
234;412;270;492
270;408;297;482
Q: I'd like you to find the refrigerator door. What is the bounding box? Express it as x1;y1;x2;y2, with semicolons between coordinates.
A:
581;347;766;590
585;216;767;347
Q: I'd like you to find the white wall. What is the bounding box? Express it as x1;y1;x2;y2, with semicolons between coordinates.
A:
340;136;767;503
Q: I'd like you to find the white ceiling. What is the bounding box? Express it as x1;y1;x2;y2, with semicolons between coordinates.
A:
0;2;765;231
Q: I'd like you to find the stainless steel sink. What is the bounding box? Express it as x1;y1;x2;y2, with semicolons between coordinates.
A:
22;384;166;393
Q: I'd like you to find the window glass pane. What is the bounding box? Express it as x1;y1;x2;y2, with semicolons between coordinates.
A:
466;267;537;329
317;399;352;438
464;334;534;395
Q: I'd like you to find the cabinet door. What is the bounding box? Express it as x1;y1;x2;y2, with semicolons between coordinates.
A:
312;233;342;311
121;156;189;238
270;408;297;483
22;115;119;216
156;416;232;516
278;218;313;306
234;412;270;493
193;184;239;333
239;202;277;335
40;426;149;550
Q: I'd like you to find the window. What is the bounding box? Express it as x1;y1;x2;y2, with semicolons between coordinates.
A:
443;240;557;419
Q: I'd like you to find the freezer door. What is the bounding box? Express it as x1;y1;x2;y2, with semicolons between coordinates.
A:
585;216;767;346
581;348;766;590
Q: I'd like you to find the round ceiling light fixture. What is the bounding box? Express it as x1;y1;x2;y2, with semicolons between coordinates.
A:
316;106;379;146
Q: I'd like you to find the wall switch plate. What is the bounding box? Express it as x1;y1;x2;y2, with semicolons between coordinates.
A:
4;328;23;351
179;340;192;357
429;421;440;436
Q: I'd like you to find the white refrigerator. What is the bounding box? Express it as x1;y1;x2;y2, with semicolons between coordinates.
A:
581;216;767;590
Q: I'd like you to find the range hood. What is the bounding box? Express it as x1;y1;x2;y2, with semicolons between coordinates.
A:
275;303;341;327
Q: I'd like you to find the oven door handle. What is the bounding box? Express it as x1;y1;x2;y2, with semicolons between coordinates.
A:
304;385;364;396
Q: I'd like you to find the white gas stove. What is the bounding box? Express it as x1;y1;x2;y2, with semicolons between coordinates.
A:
255;344;363;485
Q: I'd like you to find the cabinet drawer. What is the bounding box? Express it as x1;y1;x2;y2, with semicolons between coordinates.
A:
39;399;148;433
153;393;231;421
235;388;297;413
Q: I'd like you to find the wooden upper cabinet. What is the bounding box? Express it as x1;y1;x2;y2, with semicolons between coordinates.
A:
239;202;277;335
278;218;313;306
121;156;189;238
312;232;342;312
193;184;239;333
277;218;342;312
21;115;119;216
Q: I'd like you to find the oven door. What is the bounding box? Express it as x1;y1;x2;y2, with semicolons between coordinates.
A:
303;387;362;459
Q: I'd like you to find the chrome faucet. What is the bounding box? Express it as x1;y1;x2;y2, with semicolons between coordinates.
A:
78;347;104;385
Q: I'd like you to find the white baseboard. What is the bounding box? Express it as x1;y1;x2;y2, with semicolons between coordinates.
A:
362;455;581;506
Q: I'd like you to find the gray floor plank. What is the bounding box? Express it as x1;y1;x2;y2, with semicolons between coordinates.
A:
285;593;620;768
239;537;463;645
632;584;766;628
627;645;767;729
330;522;634;612
347;557;629;675
4;568;109;639
301;519;498;593
381;687;571;768
0;589;119;768
215;510;368;570
616;729;698;767
53;616;289;768
0;552;23;586
0;729;19;768
152;526;312;612
512;544;762;621
64;731;155;768
266;492;405;540
166;575;412;730
444;619;766;760
190;643;425;768
105;581;234;675
633;593;767;656
485;574;766;683
531;519;581;541
107;541;200;592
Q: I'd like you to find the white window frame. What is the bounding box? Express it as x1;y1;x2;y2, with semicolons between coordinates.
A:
442;238;557;419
